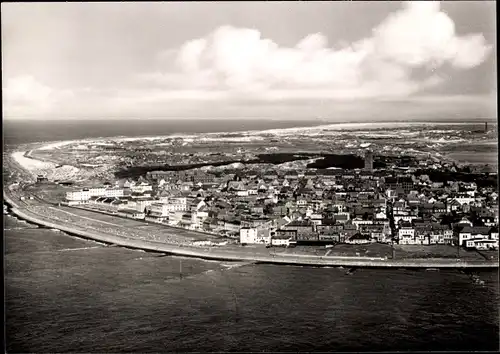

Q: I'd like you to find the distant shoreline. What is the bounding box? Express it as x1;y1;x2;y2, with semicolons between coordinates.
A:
4;119;494;149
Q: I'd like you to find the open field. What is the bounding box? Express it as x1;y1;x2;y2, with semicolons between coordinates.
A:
394;244;486;261
324;243;393;258
55;205;226;243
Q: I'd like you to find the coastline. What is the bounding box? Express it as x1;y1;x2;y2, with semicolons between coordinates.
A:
4;121;498;269
7;120;493;155
4;191;498;269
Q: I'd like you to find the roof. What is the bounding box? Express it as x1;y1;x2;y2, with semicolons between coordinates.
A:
321;218;336;226
334;214;349;221
287;220;313;227
273;235;292;240
400;221;413;228
148;211;164;217
119;209;143;215
460;226;491;234
350;233;370;240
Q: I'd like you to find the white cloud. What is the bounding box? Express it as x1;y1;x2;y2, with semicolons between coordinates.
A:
144;0;492;100
3;75;74;117
3;1;493;119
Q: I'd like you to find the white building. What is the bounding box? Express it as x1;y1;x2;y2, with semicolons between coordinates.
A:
105;188;124;198
452;195;475;206
240;227;271;245
352;218;373;230
271;235;292;247
67;186;123;201
398;226;415;244
148;202;170;217
394;214;418;226
459;226;491;246
66;189;91;201
166;197;188;212
465;239;498;250
131;182;153;194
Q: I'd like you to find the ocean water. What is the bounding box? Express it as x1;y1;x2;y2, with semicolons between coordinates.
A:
3;118;495;146
3;119;325;146
4;215;499;352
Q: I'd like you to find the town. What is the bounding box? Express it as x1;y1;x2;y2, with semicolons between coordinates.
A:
58;149;499;253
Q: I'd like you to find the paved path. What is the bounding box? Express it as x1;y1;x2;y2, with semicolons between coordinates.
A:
49;206;126;228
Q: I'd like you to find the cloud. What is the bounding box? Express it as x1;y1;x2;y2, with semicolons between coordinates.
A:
3;75;74;117
372;1;492;69
143;0;492;100
3;1;493;119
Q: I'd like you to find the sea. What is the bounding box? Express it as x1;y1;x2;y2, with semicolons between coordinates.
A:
3;118;500;352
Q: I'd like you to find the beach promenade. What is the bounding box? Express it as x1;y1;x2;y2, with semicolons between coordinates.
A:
4;189;498;269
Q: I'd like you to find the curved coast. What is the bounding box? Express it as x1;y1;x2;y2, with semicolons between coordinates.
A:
5;192;498;269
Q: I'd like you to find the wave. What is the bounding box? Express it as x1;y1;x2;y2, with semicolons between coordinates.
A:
57;246;102;252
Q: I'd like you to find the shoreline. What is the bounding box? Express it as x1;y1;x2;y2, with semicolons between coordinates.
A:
6;120;493;154
4;192;498;269
4;122;498;269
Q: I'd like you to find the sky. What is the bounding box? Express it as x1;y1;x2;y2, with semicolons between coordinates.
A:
1;1;497;121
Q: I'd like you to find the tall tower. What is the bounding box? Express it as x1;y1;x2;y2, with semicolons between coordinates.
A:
485;122;488;133
364;150;373;172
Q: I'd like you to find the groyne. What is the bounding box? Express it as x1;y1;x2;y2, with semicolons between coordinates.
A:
6;201;499;269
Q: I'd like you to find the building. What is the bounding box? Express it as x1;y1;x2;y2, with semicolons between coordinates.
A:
117;209;145;219
271;235;293;247
36;175;49;183
239;227;271;245
66;189;91;202
105;188;125;198
458;226;491;246
398;222;415;244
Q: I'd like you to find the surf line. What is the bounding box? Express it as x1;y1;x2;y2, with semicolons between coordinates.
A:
57;246;102;252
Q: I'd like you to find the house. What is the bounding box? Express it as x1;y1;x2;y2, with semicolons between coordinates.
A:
352;217;373;230
240;227;271;245
276;229;297;240
453;194;476;206
117;209;145;220
359;224;386;242
223;219;241;235
271;235;293;247
317;219;342;234
394;214;417;226
130;182;153;194
145;210;167;223
398;222;416;245
282;220;315;236
346;232;371;244
447;199;462;212
465;239;498;250
458;226;491;246
333;213;350;224
339;223;357;240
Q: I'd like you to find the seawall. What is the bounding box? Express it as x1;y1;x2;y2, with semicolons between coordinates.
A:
5;199;499;269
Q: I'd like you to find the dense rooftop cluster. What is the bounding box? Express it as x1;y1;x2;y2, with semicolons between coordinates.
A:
63;152;499;251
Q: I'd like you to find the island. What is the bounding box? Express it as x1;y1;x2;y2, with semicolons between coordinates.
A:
3;121;499;269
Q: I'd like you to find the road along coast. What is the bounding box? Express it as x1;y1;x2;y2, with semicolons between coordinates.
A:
4;191;498;269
